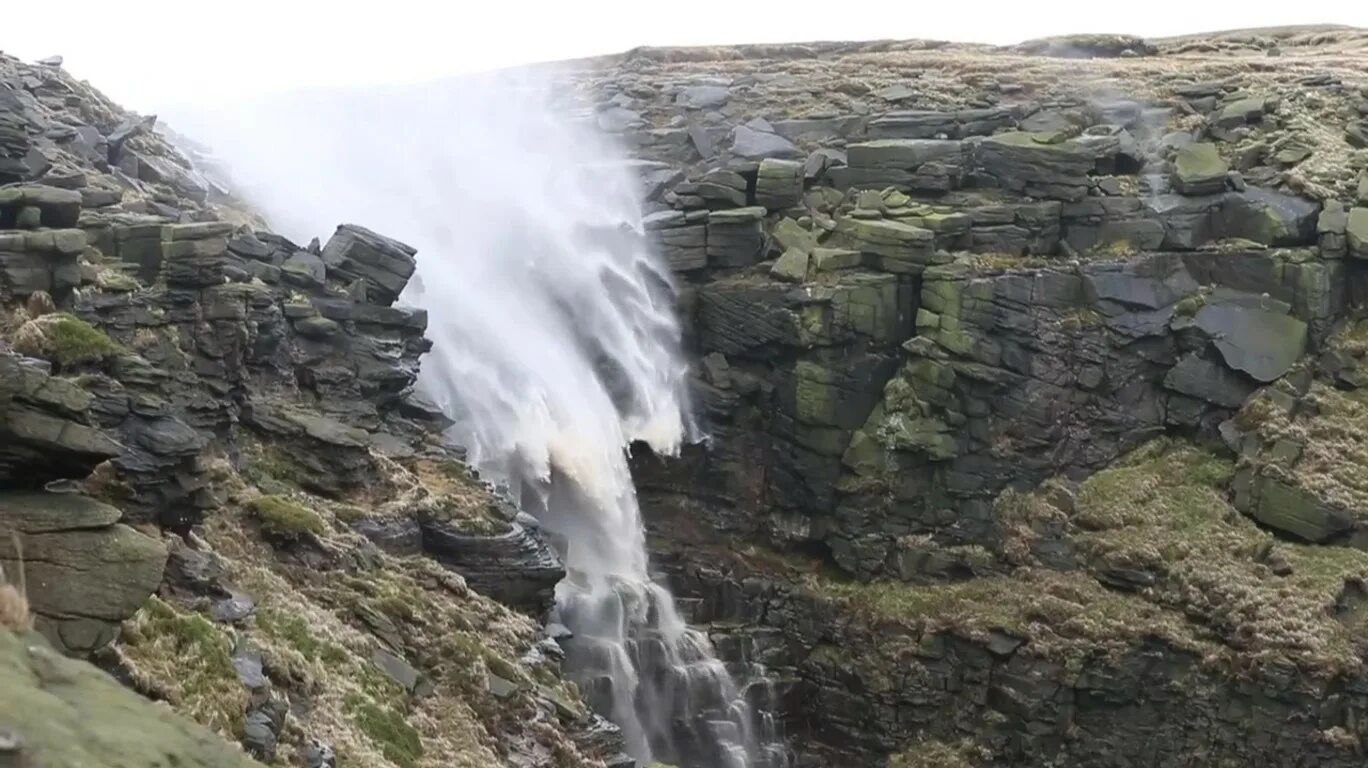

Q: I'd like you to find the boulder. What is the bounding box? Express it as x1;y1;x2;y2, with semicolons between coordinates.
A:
846;139;962;169
690;168;747;208
1348;121;1368;149
975;131;1094;201
771;217;818;255
755;158;804;210
729;125;800;160
1172;143;1227;195
1349;207;1368;259
1193;296;1306;383
867;107;1017;139
645;212;707;272
1318;201;1349;256
676;85;730;109
811;247;863;272
770;249;810;282
706;207;766;267
1162;355;1255;408
1250;477;1352;542
421;516;565;614
0;631;262;767
0;351;122;486
0;492;168;654
831;217;935;274
1214;96;1270;128
319;224;418;305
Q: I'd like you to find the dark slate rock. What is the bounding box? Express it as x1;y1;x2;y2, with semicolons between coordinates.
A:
974;132;1094;201
0;185;82;228
1162;354;1255;408
420;518;565;614
319;224;417;305
1194;297;1306;383
676;85;731;109
241;711;277;761
372;648;421;693
729;125;800;160
354;516;423;556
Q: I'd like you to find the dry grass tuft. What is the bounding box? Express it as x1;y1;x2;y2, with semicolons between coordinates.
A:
0;533;32;632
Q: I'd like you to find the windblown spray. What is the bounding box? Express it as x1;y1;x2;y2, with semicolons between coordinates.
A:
173;69;788;767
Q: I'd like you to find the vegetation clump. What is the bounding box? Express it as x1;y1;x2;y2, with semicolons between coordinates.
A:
888;738;991;768
247;495;326;538
11;312;120;367
346;695;424;768
118;596;247;737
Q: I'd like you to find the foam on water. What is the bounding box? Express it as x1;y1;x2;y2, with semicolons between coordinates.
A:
173;68;790;767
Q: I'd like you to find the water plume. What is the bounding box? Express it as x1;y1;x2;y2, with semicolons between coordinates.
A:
171;67;788;767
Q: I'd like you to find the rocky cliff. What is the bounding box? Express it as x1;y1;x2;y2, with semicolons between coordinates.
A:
5;23;1368;768
562;25;1368;767
0;52;626;768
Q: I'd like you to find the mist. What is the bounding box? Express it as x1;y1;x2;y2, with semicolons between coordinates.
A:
170;67;787;766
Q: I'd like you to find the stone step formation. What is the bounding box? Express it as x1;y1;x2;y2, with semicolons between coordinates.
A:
578;26;1368;768
0;51;639;768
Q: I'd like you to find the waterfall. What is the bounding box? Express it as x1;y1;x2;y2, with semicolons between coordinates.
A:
171;68;790;767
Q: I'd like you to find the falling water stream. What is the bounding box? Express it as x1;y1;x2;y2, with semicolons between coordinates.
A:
174;69;790;767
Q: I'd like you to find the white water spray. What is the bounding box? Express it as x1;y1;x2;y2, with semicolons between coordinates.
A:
172;69;789;767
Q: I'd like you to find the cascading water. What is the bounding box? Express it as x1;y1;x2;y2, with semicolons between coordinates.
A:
171;68;791;767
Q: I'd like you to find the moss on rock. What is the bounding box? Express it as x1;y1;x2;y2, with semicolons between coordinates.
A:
247;495;327;538
0;628;259;767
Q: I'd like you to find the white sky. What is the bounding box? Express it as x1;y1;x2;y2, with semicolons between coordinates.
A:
3;0;1367;113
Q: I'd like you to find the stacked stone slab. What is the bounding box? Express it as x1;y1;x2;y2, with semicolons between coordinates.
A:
832;139;964;192
830;217;935;273
1349;207;1368;258
866;106;1019;139
685;167;748;208
974;131;1096;201
645;210;708;271
754;158;804;209
319;223;417;305
1171;142;1228;195
706;207;766;267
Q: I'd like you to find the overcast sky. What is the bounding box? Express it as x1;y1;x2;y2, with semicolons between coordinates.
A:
3;0;1366;112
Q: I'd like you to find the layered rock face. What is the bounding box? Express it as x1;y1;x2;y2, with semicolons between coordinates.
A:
0;52;625;768
567;26;1368;767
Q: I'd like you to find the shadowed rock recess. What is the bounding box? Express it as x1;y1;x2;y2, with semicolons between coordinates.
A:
4;24;1368;768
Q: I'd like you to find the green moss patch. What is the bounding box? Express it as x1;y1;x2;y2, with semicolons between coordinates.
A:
247;495;326;538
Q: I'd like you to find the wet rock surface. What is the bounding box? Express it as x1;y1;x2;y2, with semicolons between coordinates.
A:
577;24;1368;768
0;50;624;768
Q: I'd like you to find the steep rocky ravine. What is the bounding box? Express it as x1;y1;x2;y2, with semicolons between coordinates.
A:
592;24;1368;768
5;23;1368;768
0;52;628;768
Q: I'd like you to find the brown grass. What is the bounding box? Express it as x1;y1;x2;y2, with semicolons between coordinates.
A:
0;533;32;632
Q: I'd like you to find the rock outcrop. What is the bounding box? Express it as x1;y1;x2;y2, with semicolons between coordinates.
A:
0;629;262;768
577;24;1368;768
0;50;623;768
7;22;1368;768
